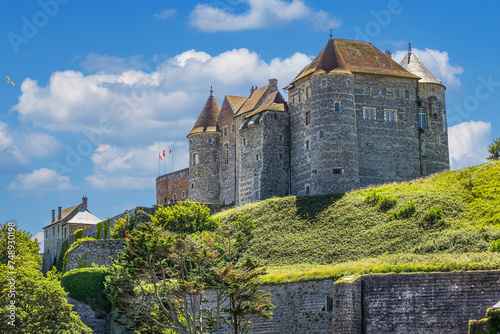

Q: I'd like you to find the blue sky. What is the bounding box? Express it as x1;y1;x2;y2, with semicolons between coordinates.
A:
0;0;498;250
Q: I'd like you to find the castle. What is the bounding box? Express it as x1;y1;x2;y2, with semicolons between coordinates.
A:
156;38;450;206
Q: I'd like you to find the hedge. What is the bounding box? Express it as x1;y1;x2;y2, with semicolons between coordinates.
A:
61;267;111;312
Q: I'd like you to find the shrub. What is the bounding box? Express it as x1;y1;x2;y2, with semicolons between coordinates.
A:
388;200;416;220
61;266;111;312
489;239;500;252
96;221;102;240
110;214;135;239
420;207;445;229
150;201;218;234
469;308;500;333
103;219;110;239
364;190;397;211
74;229;83;241
55;240;67;273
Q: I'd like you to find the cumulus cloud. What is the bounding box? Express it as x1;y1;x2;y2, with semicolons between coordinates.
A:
32;231;44;252
21;132;63;159
448;121;491;170
7;168;75;192
85;142;189;190
154;8;176;20
393;48;464;89
189;0;341;32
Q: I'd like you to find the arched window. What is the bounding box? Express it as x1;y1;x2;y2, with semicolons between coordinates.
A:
182;191;186;198
305;186;310;195
193;153;199;165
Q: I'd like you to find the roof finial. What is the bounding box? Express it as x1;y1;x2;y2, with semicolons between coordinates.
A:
329;29;333;39
210;86;213;95
407;42;412;64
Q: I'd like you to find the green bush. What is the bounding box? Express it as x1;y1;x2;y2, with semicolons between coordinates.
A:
74;229;83;241
489;239;500;252
150;201;218;234
96;221;102;240
61;267;111;312
388;200;416;220
103;219;110;239
55;240;67;273
364;190;397;211
110;214;135;239
469;308;500;333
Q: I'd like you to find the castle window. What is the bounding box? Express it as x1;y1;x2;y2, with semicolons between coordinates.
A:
334;101;340;112
274;112;278;120
305;185;310;195
326;296;334;312
191;183;195;189
443;111;447;132
347;79;351;87
320;130;324;139
321;80;327;87
182;191;186;198
193;153;199;165
306;87;310;98
46;230;48;238
418;108;427;129
224;144;229;165
243;138;246;146
404;90;409;99
224;127;228;136
208;138;213;143
280;153;283;159
305;111;311;126
280;135;283;141
298;88;302;102
306;140;310;151
165;197;167;203
64;228;67;238
385;109;397;122
332;168;344;174
380;88;386;96
173;193;177;201
231;124;235;133
363;107;375;120
364;87;370;95
256;154;259;161
394;89;399;97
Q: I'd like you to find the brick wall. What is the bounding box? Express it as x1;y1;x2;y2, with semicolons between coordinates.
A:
156;168;190;205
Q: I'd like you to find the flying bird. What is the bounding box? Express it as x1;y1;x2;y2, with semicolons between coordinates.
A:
4;147;11;152
6;76;15;86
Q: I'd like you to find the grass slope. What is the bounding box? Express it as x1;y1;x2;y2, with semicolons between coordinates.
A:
216;161;500;281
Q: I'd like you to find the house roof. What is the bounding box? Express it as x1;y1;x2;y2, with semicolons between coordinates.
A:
226;95;248;113
290;38;419;85
44;204;80;228
235;86;269;117
245;91;287;118
399;52;442;85
188;93;221;137
65;211;101;226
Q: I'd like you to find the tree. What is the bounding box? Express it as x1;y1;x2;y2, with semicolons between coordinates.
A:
487;137;500;161
108;224;218;333
149;201;218;234
0;222;91;333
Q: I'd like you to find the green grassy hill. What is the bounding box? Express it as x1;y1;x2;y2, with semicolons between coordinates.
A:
216;161;500;283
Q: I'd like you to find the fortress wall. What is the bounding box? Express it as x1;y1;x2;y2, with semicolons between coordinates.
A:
354;74;421;187
334;271;500;334
238;119;264;205
66;239;124;271
156;168;190;205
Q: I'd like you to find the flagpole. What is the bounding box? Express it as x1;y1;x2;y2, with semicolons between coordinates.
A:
171;147;174;172
158;153;160;175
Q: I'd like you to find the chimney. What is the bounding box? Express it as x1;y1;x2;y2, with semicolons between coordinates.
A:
52;209;55;222
58;206;62;221
82;196;88;211
268;78;278;91
250;86;256;96
385;50;392;59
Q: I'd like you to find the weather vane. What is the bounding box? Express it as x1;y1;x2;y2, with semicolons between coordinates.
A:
329;29;333;39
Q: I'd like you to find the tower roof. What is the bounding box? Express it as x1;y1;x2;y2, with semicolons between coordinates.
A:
188;91;221;137
399;52;442;85
290;38;419;85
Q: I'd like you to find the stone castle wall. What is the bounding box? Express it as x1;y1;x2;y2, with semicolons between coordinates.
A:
156;168;190;205
189;132;221;203
66;239;124;271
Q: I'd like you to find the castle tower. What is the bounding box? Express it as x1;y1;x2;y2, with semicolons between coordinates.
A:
187;88;221;203
400;45;449;175
286;38;360;195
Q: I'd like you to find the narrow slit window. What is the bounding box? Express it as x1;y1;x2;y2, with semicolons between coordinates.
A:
193;153;199;165
305;111;311;125
404;90;409;99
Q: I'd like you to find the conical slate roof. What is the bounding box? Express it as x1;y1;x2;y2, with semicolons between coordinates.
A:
188;92;221;137
290;38;419;85
399;52;442;84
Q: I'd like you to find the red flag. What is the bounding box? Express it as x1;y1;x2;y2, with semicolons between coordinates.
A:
169;148;172;154
163;149;165;157
159;153;162;160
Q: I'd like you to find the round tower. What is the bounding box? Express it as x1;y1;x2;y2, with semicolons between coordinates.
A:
187;88;221;203
288;38;360;195
400;44;449;175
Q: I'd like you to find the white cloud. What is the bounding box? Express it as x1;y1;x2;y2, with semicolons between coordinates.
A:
32;231;44;253
21;132;63;159
7;168;75;192
154;8;176;20
448;121;491;170
393;48;464;89
188;0;341;32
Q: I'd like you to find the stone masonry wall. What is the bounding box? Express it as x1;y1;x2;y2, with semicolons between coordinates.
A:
333;271;500;334
66;239;124;271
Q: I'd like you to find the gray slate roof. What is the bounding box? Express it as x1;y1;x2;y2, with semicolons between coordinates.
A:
399;52;442;85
